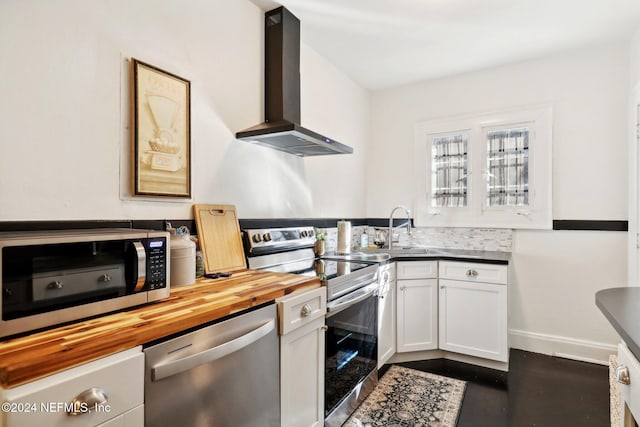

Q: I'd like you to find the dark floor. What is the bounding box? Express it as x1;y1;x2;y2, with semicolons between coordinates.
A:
391;349;610;427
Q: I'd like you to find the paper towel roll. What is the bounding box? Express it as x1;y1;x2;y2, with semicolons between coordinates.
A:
337;220;351;254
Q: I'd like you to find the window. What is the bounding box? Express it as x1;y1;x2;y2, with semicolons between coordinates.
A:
413;105;552;229
431;133;468;208
485;126;529;208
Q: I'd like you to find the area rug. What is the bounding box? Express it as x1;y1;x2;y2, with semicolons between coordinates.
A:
344;365;466;427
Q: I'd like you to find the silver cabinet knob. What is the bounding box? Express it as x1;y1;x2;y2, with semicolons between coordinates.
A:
98;273;112;282
300;303;312;317
321;325;328;332
616;365;631;385
466;269;479;277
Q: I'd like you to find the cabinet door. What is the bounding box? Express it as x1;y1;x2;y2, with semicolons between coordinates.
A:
439;279;508;362
280;317;325;427
377;268;396;368
397;278;438;352
96;405;144;427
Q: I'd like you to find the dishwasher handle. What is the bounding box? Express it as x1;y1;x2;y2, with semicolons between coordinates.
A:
151;318;276;382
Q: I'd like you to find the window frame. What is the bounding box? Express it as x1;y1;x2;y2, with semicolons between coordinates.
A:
413;105;552;229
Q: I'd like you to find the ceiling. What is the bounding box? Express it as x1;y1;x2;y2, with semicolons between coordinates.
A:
251;0;640;90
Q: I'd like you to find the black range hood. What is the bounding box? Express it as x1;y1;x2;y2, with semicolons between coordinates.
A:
236;7;353;157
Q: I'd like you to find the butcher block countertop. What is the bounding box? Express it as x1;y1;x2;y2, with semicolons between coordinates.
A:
0;270;320;389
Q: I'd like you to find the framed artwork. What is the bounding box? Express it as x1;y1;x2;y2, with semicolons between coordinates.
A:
132;58;191;197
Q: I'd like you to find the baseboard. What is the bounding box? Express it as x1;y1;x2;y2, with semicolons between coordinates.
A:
388;350;444;365
509;329;617;365
388;349;509;371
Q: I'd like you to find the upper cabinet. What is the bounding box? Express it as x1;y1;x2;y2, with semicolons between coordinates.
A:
414;105;553;229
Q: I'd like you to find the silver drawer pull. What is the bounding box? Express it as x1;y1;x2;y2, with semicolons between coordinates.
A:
466;269;478;277
300;303;313;317
47;280;64;290
616;365;631;385
67;387;108;416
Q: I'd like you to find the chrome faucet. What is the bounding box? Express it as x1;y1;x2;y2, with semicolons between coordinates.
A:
388;205;412;249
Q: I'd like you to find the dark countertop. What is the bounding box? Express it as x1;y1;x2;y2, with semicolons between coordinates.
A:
595;287;640;359
328;248;511;265
392;248;511;265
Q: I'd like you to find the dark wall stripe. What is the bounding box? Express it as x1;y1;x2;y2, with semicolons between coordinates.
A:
238;218;369;229
0;218;626;233
0;220;133;232
552;220;628;232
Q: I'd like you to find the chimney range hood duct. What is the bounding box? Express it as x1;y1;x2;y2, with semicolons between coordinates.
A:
236;7;353;157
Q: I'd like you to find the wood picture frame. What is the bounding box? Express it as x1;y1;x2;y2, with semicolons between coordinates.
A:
132;58;191;198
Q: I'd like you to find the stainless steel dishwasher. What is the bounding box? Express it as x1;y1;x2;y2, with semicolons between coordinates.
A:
144;303;280;427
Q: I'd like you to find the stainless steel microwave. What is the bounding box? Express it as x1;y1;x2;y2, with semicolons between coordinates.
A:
0;228;170;338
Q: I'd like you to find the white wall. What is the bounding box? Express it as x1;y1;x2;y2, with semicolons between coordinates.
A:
0;0;370;221
369;43;629;362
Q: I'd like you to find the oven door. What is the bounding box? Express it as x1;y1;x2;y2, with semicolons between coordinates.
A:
325;282;378;426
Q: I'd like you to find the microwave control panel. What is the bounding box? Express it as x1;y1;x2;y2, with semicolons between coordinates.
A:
146;238;167;290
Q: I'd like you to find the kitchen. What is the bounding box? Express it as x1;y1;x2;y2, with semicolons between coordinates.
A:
1;0;639;426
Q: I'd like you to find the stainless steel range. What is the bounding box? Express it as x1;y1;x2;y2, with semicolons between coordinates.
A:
244;226;381;427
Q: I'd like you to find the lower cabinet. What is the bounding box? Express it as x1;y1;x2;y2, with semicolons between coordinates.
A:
278;287;326;427
616;342;640;425
439;261;508;362
393;259;509;364
377;263;396;368
0;347;144;427
96;406;144;427
396;261;438;353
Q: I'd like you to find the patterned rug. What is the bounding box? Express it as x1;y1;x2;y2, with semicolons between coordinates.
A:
344;365;466;427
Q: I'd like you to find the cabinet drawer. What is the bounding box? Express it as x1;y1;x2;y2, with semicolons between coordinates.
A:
397;261;437;279
617;342;640;423
439;261;507;285
277;287;326;336
1;347;143;427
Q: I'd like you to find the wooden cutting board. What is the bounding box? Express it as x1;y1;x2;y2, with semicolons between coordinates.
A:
193;204;247;274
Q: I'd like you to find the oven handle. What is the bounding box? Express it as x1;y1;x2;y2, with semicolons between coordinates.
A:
326;282;379;317
150;319;275;382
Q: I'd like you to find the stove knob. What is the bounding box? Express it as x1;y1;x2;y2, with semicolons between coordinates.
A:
252;234;262;243
300;230;307;238
308;229;315;238
263;232;272;242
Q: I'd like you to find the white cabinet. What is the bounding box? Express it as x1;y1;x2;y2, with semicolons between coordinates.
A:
95;406;144;427
616;342;640;426
0;347;144;427
396;261;438;353
439;261;508;362
377;263;396;368
277;287;326;427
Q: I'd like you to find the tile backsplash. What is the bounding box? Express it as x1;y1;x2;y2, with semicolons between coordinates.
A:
317;225;512;252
